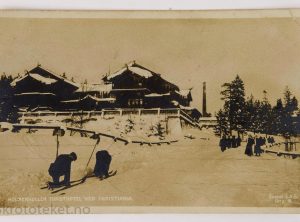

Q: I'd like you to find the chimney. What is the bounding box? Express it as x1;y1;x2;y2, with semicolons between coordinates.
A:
202;82;207;117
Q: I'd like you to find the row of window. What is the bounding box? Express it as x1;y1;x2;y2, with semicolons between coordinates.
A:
128;99;143;106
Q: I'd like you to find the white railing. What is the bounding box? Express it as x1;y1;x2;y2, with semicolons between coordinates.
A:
19;108;180;117
19;108;201;127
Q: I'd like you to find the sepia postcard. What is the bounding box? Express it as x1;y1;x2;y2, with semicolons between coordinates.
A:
0;10;299;214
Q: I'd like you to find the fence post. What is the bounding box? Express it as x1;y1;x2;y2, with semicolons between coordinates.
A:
157;108;160;116
120;109;123;116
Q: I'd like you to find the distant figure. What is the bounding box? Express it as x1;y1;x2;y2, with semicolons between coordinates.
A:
226;136;232;148
267;136;272;144
254;137;262;156
284;135;291;151
94;150;112;180
271;136;275;145
268;136;275;145
231;135;237;148
262;137;266;146
219;135;227;152
48;152;77;187
245;136;254;156
236;136;242;147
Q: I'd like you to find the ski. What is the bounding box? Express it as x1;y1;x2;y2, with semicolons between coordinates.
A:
40;177;87;190
49;170;117;194
40;170;116;190
51;179;86;194
99;170;117;180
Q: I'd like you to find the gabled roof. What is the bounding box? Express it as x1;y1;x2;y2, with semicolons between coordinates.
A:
29;65;79;88
103;61;181;92
11;64;79;89
103;61;158;81
11;73;57;86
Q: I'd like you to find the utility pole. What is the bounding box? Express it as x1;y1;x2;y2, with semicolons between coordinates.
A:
202;82;207;117
56;134;59;158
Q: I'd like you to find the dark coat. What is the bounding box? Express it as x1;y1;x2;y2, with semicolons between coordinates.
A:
219;138;227;151
254;138;262;154
94;150;112;177
245;137;254;156
48;154;73;177
236;137;242;147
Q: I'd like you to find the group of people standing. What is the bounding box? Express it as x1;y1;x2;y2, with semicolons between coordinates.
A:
245;135;275;157
219;134;276;157
219;135;242;152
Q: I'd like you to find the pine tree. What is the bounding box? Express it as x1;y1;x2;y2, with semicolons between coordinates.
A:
244;95;257;133
0;74;19;123
253;99;263;133
272;99;285;135
259;91;273;134
215;109;229;136
150;121;166;139
220;75;246;135
282;87;298;136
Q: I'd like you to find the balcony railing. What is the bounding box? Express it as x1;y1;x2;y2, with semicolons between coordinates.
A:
18;108;201;128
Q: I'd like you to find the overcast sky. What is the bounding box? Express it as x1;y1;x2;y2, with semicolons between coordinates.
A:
0;17;300;113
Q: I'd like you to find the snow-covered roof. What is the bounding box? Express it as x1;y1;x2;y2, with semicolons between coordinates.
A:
128;66;152;78
11;65;80;88
11;74;56;86
75;83;112;93
11;75;26;86
105;62;154;80
15;92;56;96
175;89;191;97
61;95;115;103
145;93;170;97
171;100;179;106
85;95;115;102
30;73;57;84
28;65;80;88
111;88;150;92
179;105;194;110
199;117;217;121
60;98;80;103
30;106;54;112
291;110;299;117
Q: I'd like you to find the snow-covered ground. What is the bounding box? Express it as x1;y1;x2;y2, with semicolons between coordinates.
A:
0;127;299;209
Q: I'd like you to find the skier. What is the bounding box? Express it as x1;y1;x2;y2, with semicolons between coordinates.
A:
94;150;112;180
48;152;77;188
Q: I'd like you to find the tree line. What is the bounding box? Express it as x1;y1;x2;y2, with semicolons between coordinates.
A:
215;75;299;137
0;74;19;123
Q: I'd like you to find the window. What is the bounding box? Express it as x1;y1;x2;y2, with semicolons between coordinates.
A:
127;98;143;107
